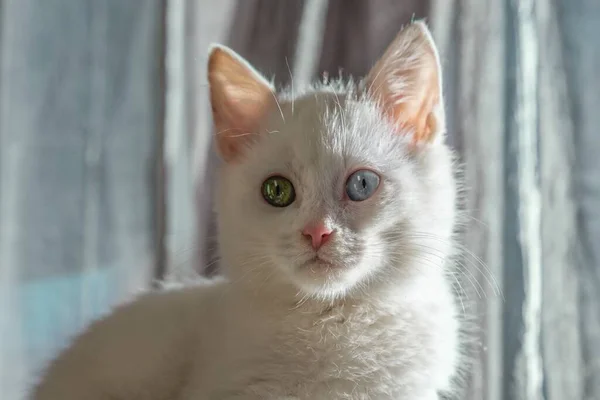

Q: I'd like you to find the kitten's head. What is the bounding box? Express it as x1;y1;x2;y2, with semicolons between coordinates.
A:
209;22;456;301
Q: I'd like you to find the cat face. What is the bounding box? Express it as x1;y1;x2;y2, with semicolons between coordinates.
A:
209;22;456;300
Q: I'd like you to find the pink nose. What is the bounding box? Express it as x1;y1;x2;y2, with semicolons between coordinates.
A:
302;223;333;250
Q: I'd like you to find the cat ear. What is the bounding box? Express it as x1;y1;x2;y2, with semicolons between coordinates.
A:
208;45;275;162
364;21;445;145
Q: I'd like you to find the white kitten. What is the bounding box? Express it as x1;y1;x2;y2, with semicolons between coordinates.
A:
31;22;460;400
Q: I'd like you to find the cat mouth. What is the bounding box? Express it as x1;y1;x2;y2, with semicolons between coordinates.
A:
299;255;340;270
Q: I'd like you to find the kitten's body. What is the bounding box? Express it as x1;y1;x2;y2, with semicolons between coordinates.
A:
32;23;460;400
34;269;456;400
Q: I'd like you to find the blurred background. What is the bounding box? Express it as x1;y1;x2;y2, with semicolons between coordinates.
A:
1;0;599;399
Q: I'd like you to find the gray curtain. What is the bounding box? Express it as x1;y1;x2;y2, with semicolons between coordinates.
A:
435;0;600;398
1;1;598;399
0;1;164;397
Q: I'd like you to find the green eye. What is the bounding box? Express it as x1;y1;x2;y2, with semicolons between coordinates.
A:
261;176;295;207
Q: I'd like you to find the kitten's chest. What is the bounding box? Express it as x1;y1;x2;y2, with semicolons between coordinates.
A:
189;298;456;400
251;306;433;398
282;307;387;367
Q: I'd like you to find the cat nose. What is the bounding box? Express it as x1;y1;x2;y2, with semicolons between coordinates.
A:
302;223;333;250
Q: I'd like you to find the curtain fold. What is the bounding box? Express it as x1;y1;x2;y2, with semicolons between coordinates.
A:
431;0;506;398
557;0;600;397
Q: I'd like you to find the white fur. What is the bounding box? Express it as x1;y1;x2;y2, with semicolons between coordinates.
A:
31;28;460;400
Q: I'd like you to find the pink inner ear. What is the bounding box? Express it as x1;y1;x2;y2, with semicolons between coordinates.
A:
208;46;275;162
364;22;443;144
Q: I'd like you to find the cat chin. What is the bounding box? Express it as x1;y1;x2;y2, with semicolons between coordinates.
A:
293;278;354;300
286;259;370;300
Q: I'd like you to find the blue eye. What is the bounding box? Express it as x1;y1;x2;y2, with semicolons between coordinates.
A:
345;170;380;201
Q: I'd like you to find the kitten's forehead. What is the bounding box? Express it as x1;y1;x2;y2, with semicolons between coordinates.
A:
261;91;382;167
281;91;347;147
